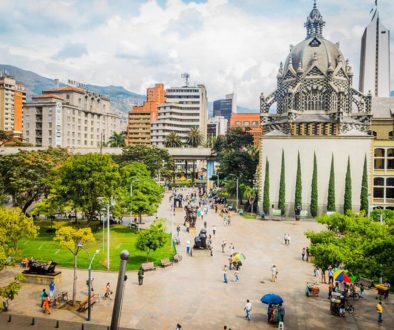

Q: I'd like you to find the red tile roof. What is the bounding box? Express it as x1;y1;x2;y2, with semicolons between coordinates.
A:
43;86;85;94
32;94;64;100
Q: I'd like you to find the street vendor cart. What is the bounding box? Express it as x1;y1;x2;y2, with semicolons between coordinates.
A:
375;284;390;300
305;282;320;297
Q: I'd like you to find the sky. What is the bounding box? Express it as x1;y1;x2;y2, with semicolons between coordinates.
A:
0;0;393;109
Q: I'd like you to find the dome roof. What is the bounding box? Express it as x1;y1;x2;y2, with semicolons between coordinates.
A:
284;37;344;74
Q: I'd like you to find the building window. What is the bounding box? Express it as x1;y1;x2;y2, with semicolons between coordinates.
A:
235;121;241;126
387;149;394;170
368;130;377;137
243;121;250;127
373;177;384;198
386;177;394;201
389;131;393;139
374;148;385;169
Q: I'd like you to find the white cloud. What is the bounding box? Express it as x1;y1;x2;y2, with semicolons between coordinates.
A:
0;0;393;108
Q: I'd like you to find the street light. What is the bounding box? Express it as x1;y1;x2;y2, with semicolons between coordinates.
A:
79;245;100;321
98;196;115;271
215;171;222;188
229;174;240;211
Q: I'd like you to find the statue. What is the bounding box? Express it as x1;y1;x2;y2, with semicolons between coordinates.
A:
193;229;208;249
184;204;197;228
27;260;57;275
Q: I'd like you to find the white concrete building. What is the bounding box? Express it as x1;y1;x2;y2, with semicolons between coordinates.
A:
23;86;121;148
151;84;208;147
207;116;228;138
359;4;391;97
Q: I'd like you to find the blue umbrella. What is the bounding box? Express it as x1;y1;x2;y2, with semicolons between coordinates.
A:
260;293;283;305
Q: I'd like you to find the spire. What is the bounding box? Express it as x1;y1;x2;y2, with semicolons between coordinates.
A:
304;0;326;39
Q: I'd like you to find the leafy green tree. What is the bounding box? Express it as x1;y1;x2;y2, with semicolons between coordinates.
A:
243;186;257;214
0;130;13;146
108;132;125;147
278;150;286;216
310;152;318;217
263;159;270;214
0;148;69;214
0;207;38;254
136;220;168;261
52;153;120;222
360;155;369;214
54;226;95;305
213;128;254;152
295;151;302;209
327;154;336;212
305;212;394;284
0;273;24;311
117;162;163;222
187;127;202;147
165;132;183;148
344;157;352;214
116;145;174;180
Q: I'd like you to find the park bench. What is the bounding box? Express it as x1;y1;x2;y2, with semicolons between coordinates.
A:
77;294;96;312
174;254;182;263
141;262;156;271
358;277;374;289
160;258;173;268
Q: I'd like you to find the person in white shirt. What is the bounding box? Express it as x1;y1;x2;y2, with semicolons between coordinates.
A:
271;265;278;282
244;299;252;320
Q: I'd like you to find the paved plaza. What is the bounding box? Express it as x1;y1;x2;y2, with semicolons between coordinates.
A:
1;190;393;329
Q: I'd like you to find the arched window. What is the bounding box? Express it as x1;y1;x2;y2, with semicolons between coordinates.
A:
305;90;324;110
374;148;385;169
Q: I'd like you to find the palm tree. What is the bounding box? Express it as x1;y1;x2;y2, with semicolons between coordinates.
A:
187;128;202;147
165;133;182;148
108;132;125;147
243;186;257;214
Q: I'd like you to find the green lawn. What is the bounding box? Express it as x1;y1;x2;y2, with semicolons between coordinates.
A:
19;221;176;272
241;213;257;220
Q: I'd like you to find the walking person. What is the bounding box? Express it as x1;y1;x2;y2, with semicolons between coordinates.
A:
376;301;383;323
204;221;207;229
360;283;365;298
244;299;252;321
42;295;51;314
284;233;288;245
271;265;278;282
221;240;226;253
49;280;55;301
138;268;144;285
278;303;285;322
234;270;239;282
212;225;216;236
186;240;191;255
328;282;334;299
40;289;48;307
306;247;309;261
302;247;306;261
328;266;334;284
104;282;113;300
321;269;327;283
176;225;180;237
223;265;228;284
287;234;291;245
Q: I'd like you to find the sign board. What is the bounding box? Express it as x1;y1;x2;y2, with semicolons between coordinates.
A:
272;209;281;216
55;102;62;146
300;210;308;217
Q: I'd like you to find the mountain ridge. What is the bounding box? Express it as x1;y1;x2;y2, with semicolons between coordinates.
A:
0;64;145;113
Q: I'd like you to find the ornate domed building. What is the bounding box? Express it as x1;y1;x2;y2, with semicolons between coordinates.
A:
259;1;373;216
261;1;372;136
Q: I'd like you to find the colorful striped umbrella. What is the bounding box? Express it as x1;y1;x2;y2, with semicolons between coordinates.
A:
334;271;351;283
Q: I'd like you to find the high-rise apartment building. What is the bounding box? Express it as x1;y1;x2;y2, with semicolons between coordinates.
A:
151;84;208;147
0;73;26;137
213;93;236;126
359;5;391;97
23;86;121;148
126;83;165;145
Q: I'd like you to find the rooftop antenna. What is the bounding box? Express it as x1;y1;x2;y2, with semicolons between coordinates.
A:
181;73;190;87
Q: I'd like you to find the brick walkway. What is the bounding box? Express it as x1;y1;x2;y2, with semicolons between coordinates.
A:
2;190;393;329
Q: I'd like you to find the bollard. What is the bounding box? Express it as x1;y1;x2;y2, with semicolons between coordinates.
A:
31;317;35;325
81;324;84;330
110;250;129;330
8;315;11;322
56;320;59;328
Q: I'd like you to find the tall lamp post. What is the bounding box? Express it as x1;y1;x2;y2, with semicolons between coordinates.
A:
78;245;100;321
110;250;129;330
229;174;239;211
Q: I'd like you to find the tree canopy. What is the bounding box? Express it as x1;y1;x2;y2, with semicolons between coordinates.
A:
187;128;202;147
108;132;126;147
136;220;168;261
0;148;70;214
305;212;394;283
165;132;183;148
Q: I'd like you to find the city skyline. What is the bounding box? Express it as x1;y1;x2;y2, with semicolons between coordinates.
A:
0;0;392;108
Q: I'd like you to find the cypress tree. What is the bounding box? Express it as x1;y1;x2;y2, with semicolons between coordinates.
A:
327;154;336;212
295;151;302;208
310;152;318;217
344;156;352;214
360;155;369;215
278;149;286;216
263;159;270;214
